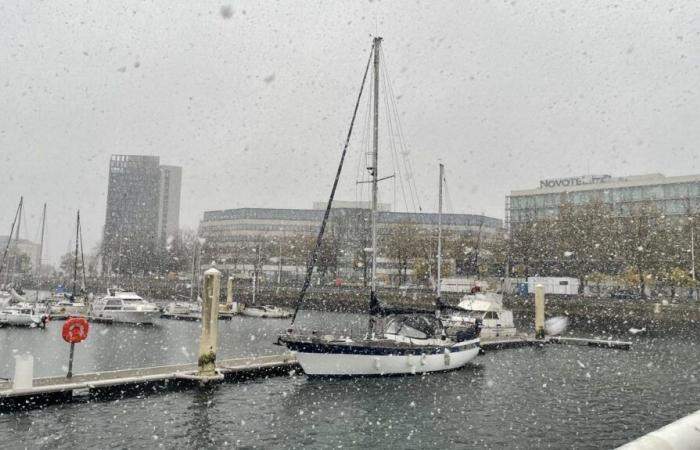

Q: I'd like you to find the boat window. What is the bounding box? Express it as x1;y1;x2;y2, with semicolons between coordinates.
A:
106;299;122;306
400;325;427;339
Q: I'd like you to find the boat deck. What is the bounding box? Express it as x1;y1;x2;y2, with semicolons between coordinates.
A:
480;335;632;351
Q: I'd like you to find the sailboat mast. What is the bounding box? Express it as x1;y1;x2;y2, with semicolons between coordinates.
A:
72;211;80;298
0;198;23;283
370;36;381;294
10;197;23;284
437;164;444;303
36;203;46;301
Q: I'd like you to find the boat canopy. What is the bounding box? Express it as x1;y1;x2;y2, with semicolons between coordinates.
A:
384;314;444;339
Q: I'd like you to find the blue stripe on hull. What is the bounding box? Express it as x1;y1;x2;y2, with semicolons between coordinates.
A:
283;340;477;356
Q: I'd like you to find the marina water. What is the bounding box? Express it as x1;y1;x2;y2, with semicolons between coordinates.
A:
0;309;698;449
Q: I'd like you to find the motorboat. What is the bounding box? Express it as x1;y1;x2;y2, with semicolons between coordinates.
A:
242;305;293;319
161;301;201;320
441;291;518;339
0;302;48;328
91;289;160;324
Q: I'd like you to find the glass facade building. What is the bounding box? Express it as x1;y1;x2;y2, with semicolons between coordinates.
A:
507;173;700;227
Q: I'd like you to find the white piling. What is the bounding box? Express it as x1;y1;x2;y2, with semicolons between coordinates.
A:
617;409;700;450
198;267;221;376
227;276;236;313
13;354;34;389
535;284;545;339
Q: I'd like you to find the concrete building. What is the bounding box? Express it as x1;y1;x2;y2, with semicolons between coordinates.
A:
507;173;700;228
199;202;502;283
157;165;182;242
0;236;40;274
102;155;181;274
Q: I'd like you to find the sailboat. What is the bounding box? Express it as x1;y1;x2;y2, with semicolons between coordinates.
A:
278;37;481;376
0;197;25;307
50;210;89;318
0;199;49;327
241;243;293;319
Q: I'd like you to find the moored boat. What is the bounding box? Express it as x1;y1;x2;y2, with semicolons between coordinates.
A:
278;37;480;377
91;289;160;324
0;302;48;328
442;291;518;339
241;305;292;319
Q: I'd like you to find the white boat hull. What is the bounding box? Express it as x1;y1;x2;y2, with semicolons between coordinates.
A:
241;307;292;319
0;314;42;327
292;340;480;376
477;326;518;338
93;310;160;324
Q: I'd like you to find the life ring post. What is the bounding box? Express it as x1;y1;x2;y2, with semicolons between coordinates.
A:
62;316;90;379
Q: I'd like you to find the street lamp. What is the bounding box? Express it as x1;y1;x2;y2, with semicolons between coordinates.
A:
690;217;697;301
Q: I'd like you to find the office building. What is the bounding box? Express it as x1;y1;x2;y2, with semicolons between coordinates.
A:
507;173;700;228
102;155;182;274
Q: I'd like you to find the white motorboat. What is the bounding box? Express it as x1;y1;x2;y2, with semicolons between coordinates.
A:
442;291;518;339
279;37;481;376
91;290;160;324
161;301;201;320
0;302;48;328
241;305;292;319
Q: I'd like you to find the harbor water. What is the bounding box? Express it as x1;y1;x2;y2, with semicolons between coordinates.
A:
0;310;698;449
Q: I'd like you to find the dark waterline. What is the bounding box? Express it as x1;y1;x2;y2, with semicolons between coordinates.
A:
0;309;698;449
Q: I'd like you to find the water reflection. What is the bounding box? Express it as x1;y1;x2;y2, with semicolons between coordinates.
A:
186;387;218;448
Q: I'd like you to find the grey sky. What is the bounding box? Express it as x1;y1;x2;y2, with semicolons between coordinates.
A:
1;0;699;265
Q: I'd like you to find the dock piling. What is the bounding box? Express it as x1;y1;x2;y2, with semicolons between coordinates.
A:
198;267;221;377
13;354;33;389
226;276;237;313
535;284;545;339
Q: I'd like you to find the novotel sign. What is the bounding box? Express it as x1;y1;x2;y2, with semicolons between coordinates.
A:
539;174;612;189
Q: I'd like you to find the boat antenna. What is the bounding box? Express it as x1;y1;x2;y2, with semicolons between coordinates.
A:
289;41;375;325
0;197;23;282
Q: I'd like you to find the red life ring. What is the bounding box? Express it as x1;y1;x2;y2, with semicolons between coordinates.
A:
62;317;89;344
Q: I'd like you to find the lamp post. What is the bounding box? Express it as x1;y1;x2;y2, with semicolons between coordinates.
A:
690;217;697;301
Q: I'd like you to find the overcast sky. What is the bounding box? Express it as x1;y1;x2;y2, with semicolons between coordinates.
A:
2;0;699;265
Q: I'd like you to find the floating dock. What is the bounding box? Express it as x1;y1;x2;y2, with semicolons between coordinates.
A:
480;335;632;351
0;354;299;411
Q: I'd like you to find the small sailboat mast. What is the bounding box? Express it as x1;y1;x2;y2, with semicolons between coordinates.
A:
10;197;24;285
0;197;23;284
35;203;46;302
71;210;81;301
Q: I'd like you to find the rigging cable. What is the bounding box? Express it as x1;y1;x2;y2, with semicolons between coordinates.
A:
290;43;375;325
379;51;412;213
381;47;424;213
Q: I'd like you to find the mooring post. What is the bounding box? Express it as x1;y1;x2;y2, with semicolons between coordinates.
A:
198;267;221;376
227;276;235;312
535;284;545;339
67;343;75;378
